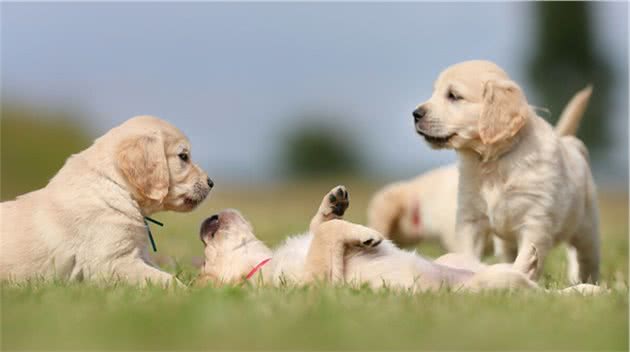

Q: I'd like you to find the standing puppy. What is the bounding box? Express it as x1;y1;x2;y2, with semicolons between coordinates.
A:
413;60;599;283
0;116;213;285
368;87;592;255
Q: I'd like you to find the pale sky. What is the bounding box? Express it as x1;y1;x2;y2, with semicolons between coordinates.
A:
2;2;628;186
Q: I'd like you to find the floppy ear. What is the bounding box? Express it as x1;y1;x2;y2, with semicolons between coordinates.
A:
478;80;529;145
117;132;169;202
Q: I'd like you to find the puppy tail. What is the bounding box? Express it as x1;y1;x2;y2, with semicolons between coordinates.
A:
554;85;593;137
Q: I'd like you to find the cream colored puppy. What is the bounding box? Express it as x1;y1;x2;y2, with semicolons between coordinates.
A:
413;60;599;283
0;116;213;285
197;185;556;292
367;164;461;250
368;88;592;254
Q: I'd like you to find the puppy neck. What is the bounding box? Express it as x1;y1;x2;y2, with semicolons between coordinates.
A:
469;113;534;163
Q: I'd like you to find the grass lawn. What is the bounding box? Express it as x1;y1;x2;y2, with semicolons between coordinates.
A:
1;181;628;350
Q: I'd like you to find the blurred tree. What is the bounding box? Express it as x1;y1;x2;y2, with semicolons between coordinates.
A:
280;117;363;179
527;2;613;154
1;105;91;200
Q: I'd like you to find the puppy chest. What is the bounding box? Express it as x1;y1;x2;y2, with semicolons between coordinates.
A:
480;185;521;237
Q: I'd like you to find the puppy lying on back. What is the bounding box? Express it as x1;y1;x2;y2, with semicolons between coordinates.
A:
0;116;213;285
413;60;599;283
196;186;600;294
368;88;592;255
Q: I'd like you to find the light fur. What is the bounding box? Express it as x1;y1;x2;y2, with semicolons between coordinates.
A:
196;186;601;294
368;87;593;254
0;115;212;285
413;60;599;283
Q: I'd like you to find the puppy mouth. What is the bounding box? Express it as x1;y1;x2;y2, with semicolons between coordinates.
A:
184;184;211;209
184;196;203;209
417;130;456;145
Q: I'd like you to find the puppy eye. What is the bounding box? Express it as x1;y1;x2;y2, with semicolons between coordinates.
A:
178;153;189;162
447;90;462;101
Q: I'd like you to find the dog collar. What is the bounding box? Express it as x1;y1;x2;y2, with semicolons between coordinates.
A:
143;216;163;252
244;258;272;281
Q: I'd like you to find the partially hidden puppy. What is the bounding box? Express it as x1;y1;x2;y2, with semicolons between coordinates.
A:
413;60;599;283
196;186;601;294
368;87;593;256
0;116;213;285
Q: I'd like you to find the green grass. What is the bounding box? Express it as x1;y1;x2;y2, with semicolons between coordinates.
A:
1;182;628;350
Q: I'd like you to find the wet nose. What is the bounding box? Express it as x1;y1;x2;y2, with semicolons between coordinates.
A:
413;107;426;122
207;177;214;189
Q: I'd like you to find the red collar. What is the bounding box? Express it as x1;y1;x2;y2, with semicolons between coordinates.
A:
244;258;272;280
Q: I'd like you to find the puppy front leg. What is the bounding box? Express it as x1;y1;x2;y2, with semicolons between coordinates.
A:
115;259;184;287
304;220;383;284
512;230;552;281
458;219;490;259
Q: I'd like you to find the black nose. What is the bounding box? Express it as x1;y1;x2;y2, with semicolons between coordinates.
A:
207;178;214;188
200;214;220;242
413;107;426;122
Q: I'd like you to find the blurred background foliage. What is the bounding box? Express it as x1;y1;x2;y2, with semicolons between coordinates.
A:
279;115;364;180
0;2;626;197
1;105;91;200
527;2;612;155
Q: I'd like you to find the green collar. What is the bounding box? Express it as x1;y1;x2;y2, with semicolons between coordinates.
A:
143;216;163;252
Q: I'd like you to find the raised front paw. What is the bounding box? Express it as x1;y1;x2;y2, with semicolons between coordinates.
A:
325;185;350;217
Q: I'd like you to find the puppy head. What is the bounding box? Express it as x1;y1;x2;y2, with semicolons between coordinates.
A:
198;209;272;285
413;60;530;150
116;116;213;212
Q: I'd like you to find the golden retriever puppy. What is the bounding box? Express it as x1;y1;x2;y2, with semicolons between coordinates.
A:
368;88;592;255
196;185;559;293
413;60;599;283
367;164;461;250
0;115;212;285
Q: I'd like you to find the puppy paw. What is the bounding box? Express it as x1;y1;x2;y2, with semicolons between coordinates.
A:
323;185;350;217
354;228;384;249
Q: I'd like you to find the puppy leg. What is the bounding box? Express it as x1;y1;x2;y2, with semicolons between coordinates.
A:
568;227;600;283
309;185;349;233
459;220;491;259
464;265;539;292
305;219;383;284
512;233;551;281
493;237;518;263
115;259;184;287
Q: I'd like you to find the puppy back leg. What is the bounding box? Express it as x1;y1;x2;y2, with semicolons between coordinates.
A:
568;225;600;284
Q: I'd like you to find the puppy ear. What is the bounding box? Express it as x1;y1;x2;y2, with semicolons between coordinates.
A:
478;80;529;145
117;132;169;202
200;231;211;245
